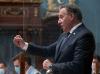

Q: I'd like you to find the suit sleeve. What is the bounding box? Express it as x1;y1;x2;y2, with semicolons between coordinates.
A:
26;41;57;58
26;33;64;58
51;33;95;74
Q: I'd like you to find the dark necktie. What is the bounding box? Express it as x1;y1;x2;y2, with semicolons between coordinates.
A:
59;32;70;51
55;32;70;60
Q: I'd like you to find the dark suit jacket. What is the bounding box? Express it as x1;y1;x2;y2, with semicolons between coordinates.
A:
26;23;95;74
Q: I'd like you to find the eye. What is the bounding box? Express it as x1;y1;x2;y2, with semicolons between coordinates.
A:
59;15;64;19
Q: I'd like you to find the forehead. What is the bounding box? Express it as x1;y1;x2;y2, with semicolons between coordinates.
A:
59;8;68;15
13;59;20;65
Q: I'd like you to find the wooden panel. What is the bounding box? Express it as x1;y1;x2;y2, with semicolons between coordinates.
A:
0;1;43;70
0;0;41;3
0;2;41;27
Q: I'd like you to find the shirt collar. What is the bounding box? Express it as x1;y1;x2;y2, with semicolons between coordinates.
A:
70;22;82;34
26;66;34;74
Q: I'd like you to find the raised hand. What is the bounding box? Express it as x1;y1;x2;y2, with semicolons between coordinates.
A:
43;59;52;70
13;35;25;49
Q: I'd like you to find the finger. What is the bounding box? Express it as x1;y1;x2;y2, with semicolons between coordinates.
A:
43;65;48;70
13;39;20;46
45;59;49;63
16;35;22;37
14;35;22;39
13;36;22;47
14;35;23;41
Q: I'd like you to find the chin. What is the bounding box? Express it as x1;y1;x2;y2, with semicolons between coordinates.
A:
62;29;66;32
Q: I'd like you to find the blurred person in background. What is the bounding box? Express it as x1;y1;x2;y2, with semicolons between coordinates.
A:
0;60;14;74
12;53;41;74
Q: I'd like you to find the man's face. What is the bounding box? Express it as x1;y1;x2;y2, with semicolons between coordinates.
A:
58;8;74;32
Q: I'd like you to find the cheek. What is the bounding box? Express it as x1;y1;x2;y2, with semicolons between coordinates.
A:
63;18;69;25
92;63;96;70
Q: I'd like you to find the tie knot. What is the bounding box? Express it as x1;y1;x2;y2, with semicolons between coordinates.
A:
67;32;70;36
63;32;70;38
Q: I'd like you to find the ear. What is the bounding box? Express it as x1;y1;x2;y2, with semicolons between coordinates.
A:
69;13;75;21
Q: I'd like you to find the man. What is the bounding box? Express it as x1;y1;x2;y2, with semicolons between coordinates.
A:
0;60;14;74
12;56;20;74
13;4;95;74
25;56;41;74
12;53;41;74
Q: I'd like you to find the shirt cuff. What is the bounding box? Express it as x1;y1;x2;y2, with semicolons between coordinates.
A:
22;42;28;51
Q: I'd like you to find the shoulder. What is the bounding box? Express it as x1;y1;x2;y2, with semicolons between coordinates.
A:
72;24;95;45
75;24;94;38
57;32;66;41
5;68;15;74
29;66;41;74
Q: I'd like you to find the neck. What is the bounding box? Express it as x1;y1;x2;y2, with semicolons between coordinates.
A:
64;20;81;32
72;19;81;26
25;65;30;71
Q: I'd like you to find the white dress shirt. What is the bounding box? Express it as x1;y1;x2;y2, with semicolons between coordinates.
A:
26;66;41;74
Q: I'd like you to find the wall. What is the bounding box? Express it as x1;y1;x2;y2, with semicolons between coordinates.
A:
77;0;100;56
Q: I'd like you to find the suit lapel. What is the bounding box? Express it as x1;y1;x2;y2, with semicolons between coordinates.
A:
55;33;66;60
60;24;85;51
55;24;85;62
55;33;73;61
57;33;74;58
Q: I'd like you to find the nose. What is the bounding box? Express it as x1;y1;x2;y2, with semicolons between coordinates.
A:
58;19;62;25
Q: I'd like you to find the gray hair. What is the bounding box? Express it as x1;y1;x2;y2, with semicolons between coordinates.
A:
60;4;82;22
